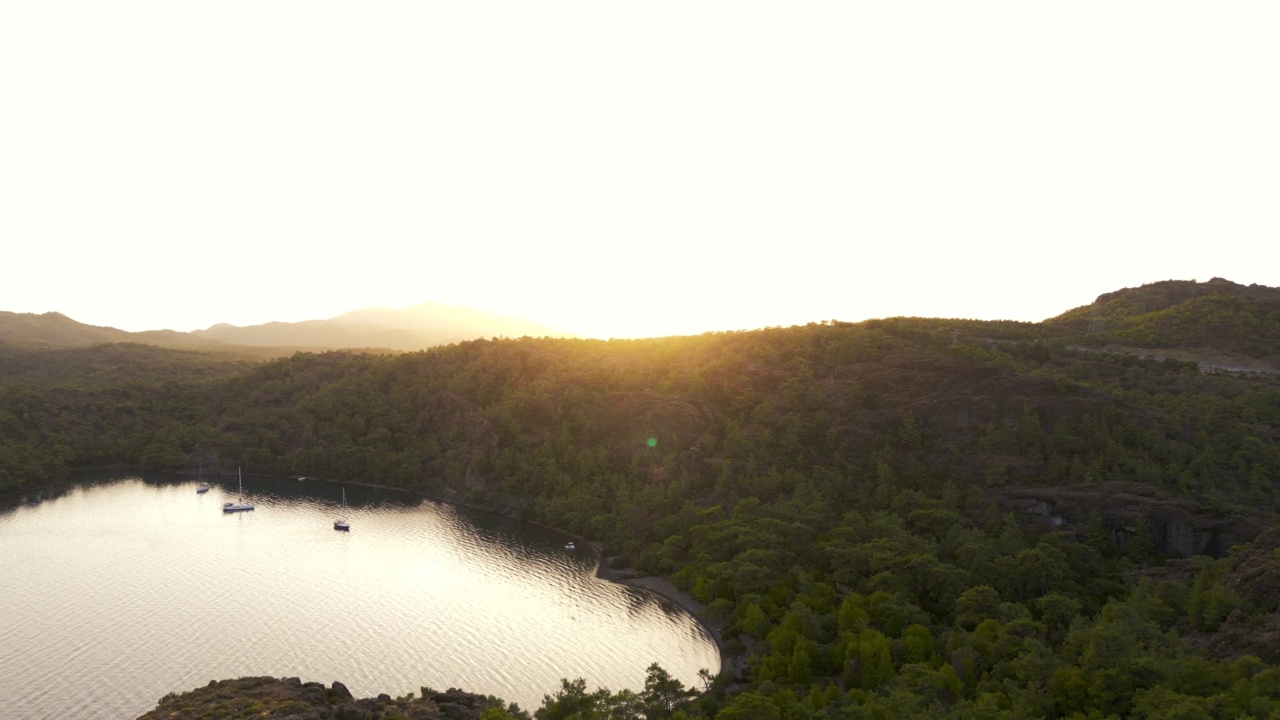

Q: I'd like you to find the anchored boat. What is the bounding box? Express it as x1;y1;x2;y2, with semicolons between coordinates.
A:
222;467;254;513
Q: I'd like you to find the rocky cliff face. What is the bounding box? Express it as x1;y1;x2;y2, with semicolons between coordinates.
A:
137;677;515;720
1001;482;1264;558
1208;527;1280;662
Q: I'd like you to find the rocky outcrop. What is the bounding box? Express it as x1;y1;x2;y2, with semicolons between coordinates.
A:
137;676;515;720
1000;482;1265;558
1206;527;1280;662
1219;527;1280;612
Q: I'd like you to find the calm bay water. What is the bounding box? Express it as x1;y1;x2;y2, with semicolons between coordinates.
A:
0;473;719;720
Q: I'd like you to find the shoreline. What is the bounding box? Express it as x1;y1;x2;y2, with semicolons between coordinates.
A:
301;473;731;668
51;467;732;682
593;556;728;675
402;486;733;679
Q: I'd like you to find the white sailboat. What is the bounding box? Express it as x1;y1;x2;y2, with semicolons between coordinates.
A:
196;461;210;493
334;487;350;531
222;467;254;512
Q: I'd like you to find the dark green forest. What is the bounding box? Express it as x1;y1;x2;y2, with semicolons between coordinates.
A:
1046;277;1280;361
3;280;1280;719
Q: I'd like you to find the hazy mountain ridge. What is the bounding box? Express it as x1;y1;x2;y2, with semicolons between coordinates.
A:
0;310;138;347
5;279;1278;361
194;302;574;350
0;302;575;356
191;318;427;350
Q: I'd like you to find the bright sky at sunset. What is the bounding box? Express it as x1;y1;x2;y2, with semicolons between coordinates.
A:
2;3;1277;340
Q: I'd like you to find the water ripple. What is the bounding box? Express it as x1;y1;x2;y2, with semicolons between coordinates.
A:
0;475;718;719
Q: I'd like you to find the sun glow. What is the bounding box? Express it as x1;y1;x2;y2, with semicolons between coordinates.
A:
1;3;1276;337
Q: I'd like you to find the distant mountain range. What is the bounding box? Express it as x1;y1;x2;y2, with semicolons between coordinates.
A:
0;302;574;355
2;279;1277;366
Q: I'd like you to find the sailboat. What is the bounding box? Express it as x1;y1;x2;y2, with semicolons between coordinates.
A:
334;487;350;531
222;467;254;513
196;461;210;493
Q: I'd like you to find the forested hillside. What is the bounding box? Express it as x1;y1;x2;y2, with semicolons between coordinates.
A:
4;288;1280;719
1048;278;1280;364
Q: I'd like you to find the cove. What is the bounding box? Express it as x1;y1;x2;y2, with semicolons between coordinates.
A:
0;472;720;720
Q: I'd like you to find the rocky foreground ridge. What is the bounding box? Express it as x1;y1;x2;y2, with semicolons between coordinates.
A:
138;676;516;720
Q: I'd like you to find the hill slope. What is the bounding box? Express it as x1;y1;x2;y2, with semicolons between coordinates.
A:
114;322;1277;719
4;280;1280;720
1046;278;1280;366
0;310;141;348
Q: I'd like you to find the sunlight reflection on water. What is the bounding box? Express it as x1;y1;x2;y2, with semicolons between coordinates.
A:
0;474;718;720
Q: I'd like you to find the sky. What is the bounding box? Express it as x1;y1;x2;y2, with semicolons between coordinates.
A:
2;2;1277;340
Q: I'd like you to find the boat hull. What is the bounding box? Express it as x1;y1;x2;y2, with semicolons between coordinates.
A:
223;505;254;513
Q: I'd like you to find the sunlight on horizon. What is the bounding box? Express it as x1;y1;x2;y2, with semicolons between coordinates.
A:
8;272;1274;343
1;3;1276;338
